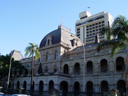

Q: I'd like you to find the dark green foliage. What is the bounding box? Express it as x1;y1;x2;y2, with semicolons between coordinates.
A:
25;43;41;60
97;15;128;57
0;55;26;79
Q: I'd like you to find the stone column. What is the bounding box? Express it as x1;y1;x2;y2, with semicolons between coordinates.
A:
14;84;16;90
27;84;31;90
44;84;48;91
54;84;59;91
68;85;72;92
35;84;38;90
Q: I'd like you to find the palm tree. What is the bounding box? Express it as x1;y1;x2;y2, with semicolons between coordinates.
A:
25;43;41;87
97;15;128;87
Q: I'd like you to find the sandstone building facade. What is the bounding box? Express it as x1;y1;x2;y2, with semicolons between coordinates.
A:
2;11;126;94
8;25;126;94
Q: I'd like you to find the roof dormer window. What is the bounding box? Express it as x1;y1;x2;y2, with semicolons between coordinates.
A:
46;35;52;46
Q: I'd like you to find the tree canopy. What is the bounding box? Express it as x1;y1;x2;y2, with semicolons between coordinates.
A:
25;43;41;86
97;15;128;57
0;55;26;79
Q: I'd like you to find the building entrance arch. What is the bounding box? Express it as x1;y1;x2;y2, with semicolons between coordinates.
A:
60;81;68;96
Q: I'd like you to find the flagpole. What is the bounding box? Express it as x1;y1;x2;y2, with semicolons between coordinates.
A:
88;7;91;14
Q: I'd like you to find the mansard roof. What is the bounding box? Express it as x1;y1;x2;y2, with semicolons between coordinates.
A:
39;25;82;48
39;28;61;48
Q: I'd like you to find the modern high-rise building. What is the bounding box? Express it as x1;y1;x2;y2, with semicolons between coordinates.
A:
75;11;113;45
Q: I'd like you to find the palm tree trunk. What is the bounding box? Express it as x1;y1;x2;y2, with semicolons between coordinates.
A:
31;50;34;87
126;68;128;88
121;55;128;80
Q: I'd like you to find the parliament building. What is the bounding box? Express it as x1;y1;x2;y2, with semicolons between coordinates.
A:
3;11;127;94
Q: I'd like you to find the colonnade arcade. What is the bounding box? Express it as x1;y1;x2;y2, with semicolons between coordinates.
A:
6;80;126;93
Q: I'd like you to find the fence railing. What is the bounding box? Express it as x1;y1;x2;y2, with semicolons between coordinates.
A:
1;89;128;96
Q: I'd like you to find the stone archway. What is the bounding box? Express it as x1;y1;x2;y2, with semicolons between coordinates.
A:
63;64;69;74
23;81;27;90
8;82;11;89
86;81;93;92
60;81;68;96
17;81;20;89
101;81;108;92
117;80;126;93
49;80;54;91
39;81;44;91
74;82;80;95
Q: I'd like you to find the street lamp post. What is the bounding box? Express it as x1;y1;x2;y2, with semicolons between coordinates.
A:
7;56;12;89
81;42;86;92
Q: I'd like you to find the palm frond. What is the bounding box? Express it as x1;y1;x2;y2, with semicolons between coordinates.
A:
25;46;32;56
110;41;126;57
97;39;118;52
34;48;41;60
29;43;34;47
25;43;41;60
113;15;128;40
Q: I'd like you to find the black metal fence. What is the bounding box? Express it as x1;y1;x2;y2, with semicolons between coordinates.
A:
1;89;128;96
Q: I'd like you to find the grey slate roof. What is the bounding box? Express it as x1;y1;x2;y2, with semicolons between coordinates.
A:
40;28;61;48
39;25;83;48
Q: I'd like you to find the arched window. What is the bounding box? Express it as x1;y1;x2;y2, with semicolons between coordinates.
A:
100;59;108;72
48;39;50;45
49;80;54;91
63;64;69;74
14;70;17;76
74;63;80;75
86;61;93;74
101;81;108;92
46;52;49;61
20;70;22;75
25;69;28;76
55;51;58;60
116;57;124;71
45;66;48;73
54;65;57;73
38;63;43;74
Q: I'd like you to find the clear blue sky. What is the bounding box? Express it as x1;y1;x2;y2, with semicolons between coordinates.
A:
0;0;128;57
